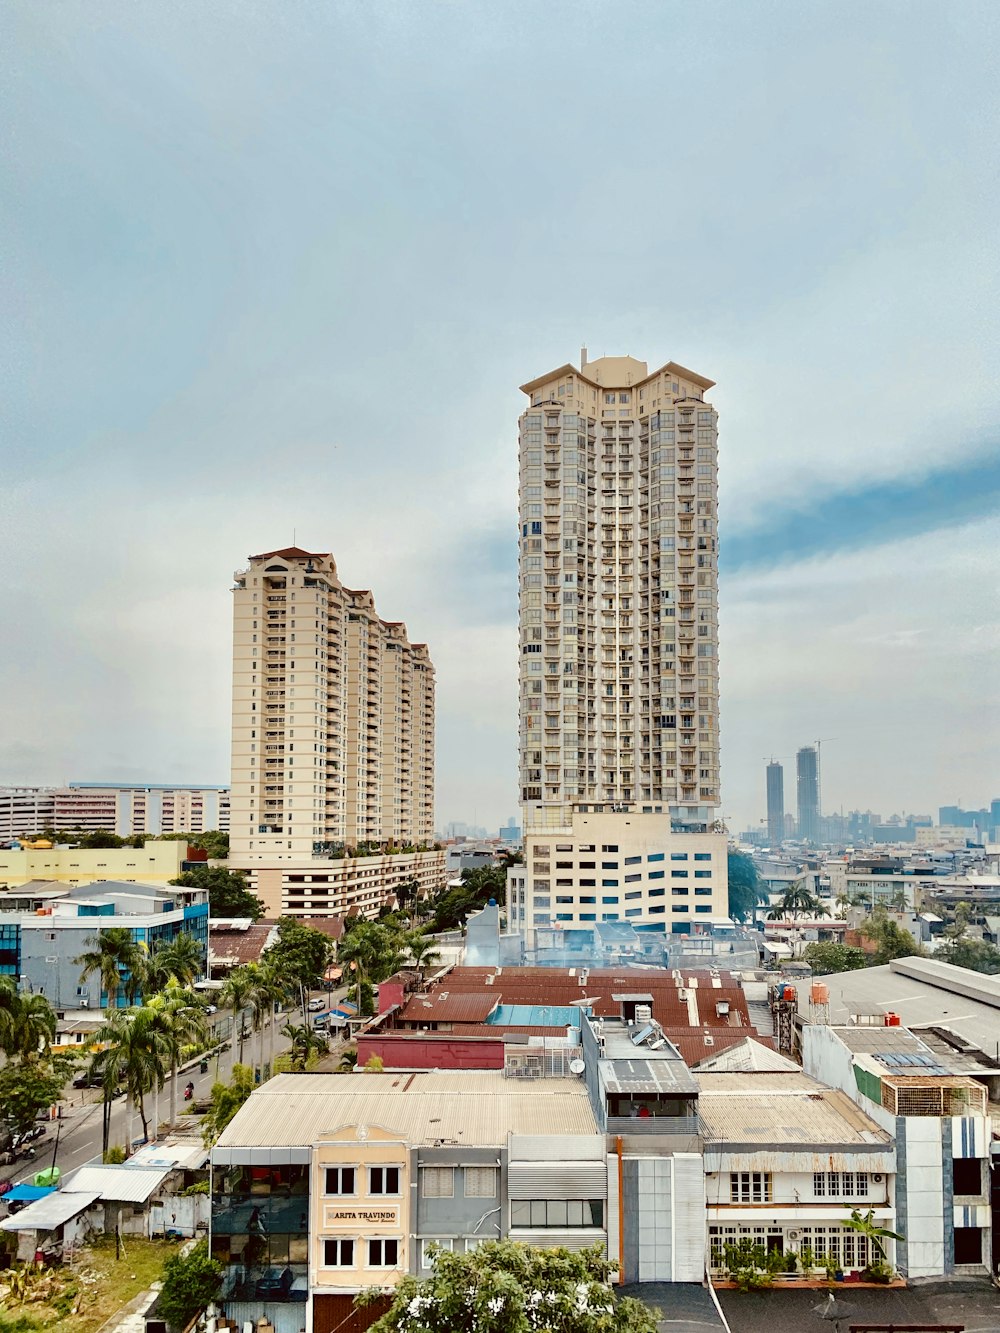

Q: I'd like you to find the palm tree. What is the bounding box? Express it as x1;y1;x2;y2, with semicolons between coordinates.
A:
145;931;204;992
0;983;56;1060
0;978;17;1055
281;1021;329;1071
241;963;275;1082
8;992;57;1059
74;928;146;1009
92;1006;168;1152
404;931;441;986
147;979;208;1129
219;968;254;1068
259;959;290;1080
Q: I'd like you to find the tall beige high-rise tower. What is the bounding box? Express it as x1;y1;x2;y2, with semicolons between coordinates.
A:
508;354;727;940
229;546;442;917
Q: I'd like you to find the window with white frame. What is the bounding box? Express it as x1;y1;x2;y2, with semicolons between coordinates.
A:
369;1165;401;1195
324;1166;356;1196
421;1166;454;1198
464;1166;498;1198
708;1224;873;1273
367;1237;400;1267
323;1237;355;1267
420;1238;453;1268
729;1172;772;1203
813;1171;869;1198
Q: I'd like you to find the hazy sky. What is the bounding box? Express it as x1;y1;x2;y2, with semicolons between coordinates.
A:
3;1;998;834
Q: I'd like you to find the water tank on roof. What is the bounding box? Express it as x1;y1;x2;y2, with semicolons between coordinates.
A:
884;1011;901;1027
811;982;829;1005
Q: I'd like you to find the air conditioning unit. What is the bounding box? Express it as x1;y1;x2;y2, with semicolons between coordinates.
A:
872;1173;883;1183
80;998;89;1008
787;1229;802;1242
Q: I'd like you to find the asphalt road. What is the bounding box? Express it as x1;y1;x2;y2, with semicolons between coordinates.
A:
10;997;345;1187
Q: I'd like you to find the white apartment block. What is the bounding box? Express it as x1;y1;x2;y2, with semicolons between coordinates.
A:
515;353;725;937
508;809;728;937
0;784;230;839
229;546;441;918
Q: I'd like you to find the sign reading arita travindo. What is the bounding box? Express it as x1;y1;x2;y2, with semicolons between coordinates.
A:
325;1206;399;1226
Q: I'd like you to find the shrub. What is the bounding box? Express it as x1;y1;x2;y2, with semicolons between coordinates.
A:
157;1240;222;1331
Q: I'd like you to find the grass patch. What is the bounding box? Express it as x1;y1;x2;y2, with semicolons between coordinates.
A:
0;1236;183;1333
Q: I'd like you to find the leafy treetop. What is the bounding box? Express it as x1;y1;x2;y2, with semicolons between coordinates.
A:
361;1240;657;1333
170;865;264;921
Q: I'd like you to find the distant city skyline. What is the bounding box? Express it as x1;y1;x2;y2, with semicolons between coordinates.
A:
3;2;998;836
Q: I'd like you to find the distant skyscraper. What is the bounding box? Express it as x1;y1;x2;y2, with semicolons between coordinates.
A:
796;746;820;843
765;761;784;845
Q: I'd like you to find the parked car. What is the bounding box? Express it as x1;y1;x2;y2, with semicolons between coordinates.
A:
307;998;326;1011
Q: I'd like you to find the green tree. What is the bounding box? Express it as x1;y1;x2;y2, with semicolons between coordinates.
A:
200;1063;255;1146
337;921;405;1016
157;1239;223;1330
0;1056;69;1134
74;927;146;1007
360;1240;658;1332
158;829;230;860
860;908;926;965
803;942;871;975
936;936;1000;974
726;852;764;922
170;865;263;920
78;829;126;849
266;918;335;991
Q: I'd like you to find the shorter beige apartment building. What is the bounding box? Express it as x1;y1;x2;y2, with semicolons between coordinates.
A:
229;546;443;919
508;807;728;942
244;847;446;922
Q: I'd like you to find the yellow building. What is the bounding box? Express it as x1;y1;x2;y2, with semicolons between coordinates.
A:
313;1124;410;1294
0;839;188;888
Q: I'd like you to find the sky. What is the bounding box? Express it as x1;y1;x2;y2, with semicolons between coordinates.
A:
2;0;998;835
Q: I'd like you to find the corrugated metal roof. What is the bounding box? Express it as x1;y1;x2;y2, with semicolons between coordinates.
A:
215;1072;598;1148
695;1073;891;1146
399;991;499;1023
128;1140;208;1170
812;962;1000;1068
0;1190;100;1231
63;1166;169;1202
690;1038;799;1073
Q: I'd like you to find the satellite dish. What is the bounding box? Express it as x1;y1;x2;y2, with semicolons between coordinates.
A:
569;1059;586;1076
